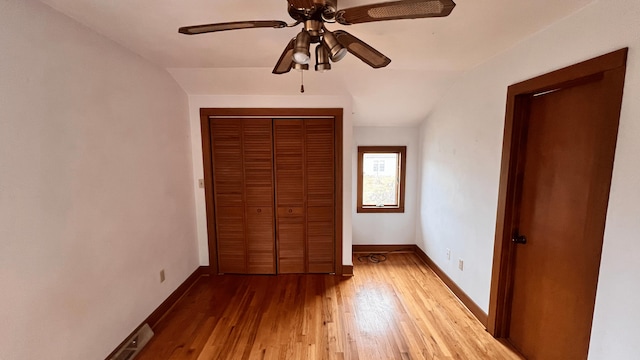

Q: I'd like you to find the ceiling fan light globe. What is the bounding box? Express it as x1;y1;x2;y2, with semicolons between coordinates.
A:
293;29;312;65
293;52;310;65
330;47;348;62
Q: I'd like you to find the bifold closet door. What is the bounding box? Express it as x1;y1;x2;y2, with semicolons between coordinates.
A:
273;119;335;274
305;119;335;273
210;119;276;274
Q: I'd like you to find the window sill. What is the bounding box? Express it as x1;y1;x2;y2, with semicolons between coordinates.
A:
357;206;405;214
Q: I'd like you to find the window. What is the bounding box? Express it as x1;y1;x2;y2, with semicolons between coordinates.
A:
357;146;406;213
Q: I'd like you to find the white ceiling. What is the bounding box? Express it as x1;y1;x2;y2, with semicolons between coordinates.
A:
39;0;594;125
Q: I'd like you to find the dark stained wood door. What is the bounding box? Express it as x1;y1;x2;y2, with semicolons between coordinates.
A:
305;119;335;273
507;67;626;359
210;120;246;274
273;119;336;274
273;120;306;273
242;120;276;274
211;119;276;274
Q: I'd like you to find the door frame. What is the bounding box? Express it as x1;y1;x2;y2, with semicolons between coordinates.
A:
200;108;344;275
487;48;628;337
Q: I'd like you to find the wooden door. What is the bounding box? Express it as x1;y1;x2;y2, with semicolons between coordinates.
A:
211;119;276;274
506;67;626;358
305;119;335;273
242;120;276;274
273;119;336;274
211;120;246;274
273;120;306;273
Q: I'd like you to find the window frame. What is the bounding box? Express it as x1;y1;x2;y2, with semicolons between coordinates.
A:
357;146;407;213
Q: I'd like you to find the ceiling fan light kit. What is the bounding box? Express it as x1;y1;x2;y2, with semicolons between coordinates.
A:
322;29;347;62
293;29;312;64
315;44;332;72
179;0;456;83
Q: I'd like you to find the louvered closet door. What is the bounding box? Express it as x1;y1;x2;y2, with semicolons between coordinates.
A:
273;120;306;273
305;119;335;273
273;119;335;274
242;120;276;274
211;119;276;274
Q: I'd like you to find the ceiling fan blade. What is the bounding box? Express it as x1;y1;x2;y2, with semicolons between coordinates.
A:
336;0;456;25
179;20;287;35
272;39;296;74
334;30;391;68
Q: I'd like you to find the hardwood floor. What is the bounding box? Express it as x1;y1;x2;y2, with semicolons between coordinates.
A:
137;253;522;359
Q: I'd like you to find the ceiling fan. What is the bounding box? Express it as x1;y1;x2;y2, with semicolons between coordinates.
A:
179;0;456;75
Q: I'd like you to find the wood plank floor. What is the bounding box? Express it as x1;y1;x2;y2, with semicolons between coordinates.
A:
136;253;522;359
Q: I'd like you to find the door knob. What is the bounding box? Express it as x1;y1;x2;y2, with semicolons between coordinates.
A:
512;235;527;245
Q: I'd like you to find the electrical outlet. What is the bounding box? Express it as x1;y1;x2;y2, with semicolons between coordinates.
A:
458;259;464;271
446;248;451;260
160;269;165;283
198;179;204;188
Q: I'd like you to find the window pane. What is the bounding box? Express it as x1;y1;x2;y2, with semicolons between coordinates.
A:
362;153;399;206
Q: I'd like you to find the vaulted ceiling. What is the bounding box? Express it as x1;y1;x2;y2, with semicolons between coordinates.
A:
39;0;594;125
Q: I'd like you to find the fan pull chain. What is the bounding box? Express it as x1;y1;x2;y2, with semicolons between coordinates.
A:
300;70;305;93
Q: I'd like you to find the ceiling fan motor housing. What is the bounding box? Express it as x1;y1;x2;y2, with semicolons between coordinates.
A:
288;0;337;23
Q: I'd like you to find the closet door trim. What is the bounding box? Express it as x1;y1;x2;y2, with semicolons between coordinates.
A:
200;108;344;275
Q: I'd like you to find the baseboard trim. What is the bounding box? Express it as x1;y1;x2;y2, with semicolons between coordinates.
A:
105;265;210;359
145;265;210;327
412;246;488;326
353;244;416;253
342;265;354;276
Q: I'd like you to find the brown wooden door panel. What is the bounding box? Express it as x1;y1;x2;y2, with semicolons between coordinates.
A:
277;220;305;273
274;120;305;206
241;120;276;274
211;120;247;274
217;250;246;274
243;119;274;207
307;206;333;222
306;120;335;208
307;248;334;273
305;120;335;272
213;193;243;207
274;120;307;273
507;68;625;359
211;119;276;274
246;206;276;274
274;173;304;206
215;206;247;274
307;206;334;273
244;177;274;206
277;206;304;217
307;220;334;273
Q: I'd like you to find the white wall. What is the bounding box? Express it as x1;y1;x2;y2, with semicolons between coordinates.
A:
185;95;354;267
352;127;419;245
0;1;198;359
415;0;640;358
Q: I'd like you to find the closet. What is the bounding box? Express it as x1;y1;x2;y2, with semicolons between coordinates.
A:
201;108;343;275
